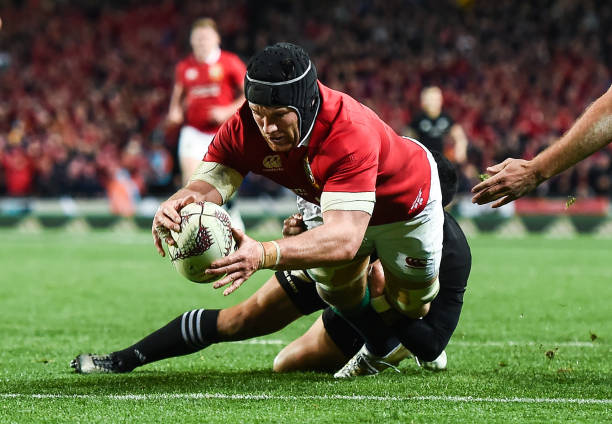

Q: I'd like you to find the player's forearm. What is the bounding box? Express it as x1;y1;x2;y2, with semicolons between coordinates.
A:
263;210;371;269
220;96;246;122
271;223;363;268
231;95;245;111
167;84;184;120
166;180;223;205
168;104;182;117
531;87;612;182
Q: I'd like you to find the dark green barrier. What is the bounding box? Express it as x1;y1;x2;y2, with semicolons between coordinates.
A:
84;215;120;229
134;216;153;230
472;214;508;232
0;215;23;227
519;215;557;233
36;215;73;228
569;215;606;233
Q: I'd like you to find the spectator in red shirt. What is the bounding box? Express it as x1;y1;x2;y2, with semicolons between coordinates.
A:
2;146;34;196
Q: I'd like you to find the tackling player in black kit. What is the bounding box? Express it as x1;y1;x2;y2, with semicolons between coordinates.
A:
71;152;471;376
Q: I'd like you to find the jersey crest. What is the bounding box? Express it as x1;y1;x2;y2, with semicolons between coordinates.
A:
185;68;199;81
209;64;224;81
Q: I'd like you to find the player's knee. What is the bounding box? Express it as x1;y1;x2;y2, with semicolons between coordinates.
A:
273;345;302;373
412;339;444;362
315;284;366;311
272;351;290;372
385;275;439;318
311;260;369;310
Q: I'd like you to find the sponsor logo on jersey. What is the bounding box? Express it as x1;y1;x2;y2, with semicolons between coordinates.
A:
263;154;283;170
191;84;221;98
405;256;427;269
409;188;424;213
185;68;199;81
209;64;224;81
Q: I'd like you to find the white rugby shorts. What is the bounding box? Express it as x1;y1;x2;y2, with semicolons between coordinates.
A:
178;125;215;161
356;146;443;283
300;145;444;285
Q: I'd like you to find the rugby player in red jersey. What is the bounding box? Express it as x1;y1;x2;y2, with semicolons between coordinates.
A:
72;152;470;377
153;43;444;377
167;18;246;185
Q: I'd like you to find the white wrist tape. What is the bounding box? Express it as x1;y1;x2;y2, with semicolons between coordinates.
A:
270;240;281;267
258;242;266;269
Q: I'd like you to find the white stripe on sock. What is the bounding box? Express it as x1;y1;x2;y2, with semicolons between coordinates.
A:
187;310;197;346
180;312;190;345
195;309;205;346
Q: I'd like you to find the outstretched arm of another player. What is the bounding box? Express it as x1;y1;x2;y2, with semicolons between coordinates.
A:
471;85;612;207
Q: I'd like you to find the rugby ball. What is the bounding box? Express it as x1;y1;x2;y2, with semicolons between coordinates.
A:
167;201;236;283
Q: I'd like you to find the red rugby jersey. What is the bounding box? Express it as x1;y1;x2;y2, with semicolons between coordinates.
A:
205;82;431;225
175;51;246;134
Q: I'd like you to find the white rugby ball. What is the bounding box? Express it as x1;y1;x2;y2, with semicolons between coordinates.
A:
167;201;236;283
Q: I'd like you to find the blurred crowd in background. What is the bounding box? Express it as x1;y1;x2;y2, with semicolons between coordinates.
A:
1;0;611;205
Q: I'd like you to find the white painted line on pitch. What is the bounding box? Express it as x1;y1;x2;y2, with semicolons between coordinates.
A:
1;393;610;405
236;339;286;345
450;341;598;348
236;339;600;348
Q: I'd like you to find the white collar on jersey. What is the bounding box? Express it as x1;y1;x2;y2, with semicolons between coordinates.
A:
198;47;221;65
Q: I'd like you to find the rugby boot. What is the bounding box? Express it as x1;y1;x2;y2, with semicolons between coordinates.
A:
333;343;412;378
70;353;123;374
415;350;447;371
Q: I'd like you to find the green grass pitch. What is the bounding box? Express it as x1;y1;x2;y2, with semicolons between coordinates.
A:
0;229;610;423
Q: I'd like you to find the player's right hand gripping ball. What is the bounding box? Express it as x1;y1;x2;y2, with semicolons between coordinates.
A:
167;201;236;283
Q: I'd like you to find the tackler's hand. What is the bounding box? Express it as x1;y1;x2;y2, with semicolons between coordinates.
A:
282;213;307;237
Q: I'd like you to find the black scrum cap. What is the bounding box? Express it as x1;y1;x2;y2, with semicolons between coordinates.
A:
245;42;320;144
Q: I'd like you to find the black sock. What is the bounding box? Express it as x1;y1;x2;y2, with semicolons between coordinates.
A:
391;315;443;362
335;288;398;357
112;309;220;372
